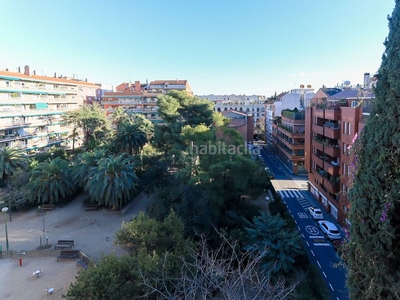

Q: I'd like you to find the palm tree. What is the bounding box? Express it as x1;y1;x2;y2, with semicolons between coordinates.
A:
71;149;107;189
0;146;29;182
114;122;147;155
244;212;303;278
111;107;129;129
87;155;138;210
27;157;75;205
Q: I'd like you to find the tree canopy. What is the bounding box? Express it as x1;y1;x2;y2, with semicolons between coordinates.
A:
347;2;400;299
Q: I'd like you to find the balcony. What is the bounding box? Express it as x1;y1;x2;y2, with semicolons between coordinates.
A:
312;138;324;152
313;108;325;118
324;127;340;139
324;144;340;157
323;178;340;194
324;109;340;120
323;161;340;176
312;154;324;168
312;124;324;135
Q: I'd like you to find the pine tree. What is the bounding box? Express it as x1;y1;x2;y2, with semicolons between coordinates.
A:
347;1;400;299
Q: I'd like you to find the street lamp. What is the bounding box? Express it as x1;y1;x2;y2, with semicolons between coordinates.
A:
2;207;9;254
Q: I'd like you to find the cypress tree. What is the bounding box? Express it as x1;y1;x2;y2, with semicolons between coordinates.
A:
347;1;400;299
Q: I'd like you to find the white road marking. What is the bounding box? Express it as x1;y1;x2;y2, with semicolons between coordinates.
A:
317;260;321;268
306;241;309;247
323;271;327;278
311;250;315;256
329;283;334;291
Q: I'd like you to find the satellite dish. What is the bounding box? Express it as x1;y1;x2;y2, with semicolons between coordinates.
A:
344;80;351;86
307;84;312;88
300;84;305;88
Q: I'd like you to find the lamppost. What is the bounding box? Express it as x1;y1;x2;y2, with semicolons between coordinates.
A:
2;207;9;254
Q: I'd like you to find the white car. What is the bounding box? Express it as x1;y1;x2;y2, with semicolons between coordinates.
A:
308;207;323;219
318;220;341;240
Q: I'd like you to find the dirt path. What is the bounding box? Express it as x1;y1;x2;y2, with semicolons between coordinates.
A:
0;192;150;299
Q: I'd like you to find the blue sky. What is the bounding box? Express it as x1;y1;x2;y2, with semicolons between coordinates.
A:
0;0;395;96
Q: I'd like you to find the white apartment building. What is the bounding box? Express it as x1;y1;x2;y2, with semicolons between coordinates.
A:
197;94;267;126
265;89;314;149
0;65;99;152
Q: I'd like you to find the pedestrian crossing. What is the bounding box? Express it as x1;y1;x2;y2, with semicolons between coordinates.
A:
278;189;311;210
278;189;304;199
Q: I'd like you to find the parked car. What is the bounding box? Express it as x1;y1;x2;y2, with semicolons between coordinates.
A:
308;207;323;219
318;220;341;240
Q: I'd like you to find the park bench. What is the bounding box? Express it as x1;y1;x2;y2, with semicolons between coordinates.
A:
57;250;79;262
42;204;55;211
54;240;75;250
77;252;91;270
84;204;99;211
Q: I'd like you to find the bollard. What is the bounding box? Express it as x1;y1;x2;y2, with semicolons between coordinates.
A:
19;257;22;266
0;245;2;259
39;236;42;247
46;237;49;246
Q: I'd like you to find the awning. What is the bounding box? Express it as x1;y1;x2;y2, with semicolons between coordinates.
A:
24;90;47;95
0;76;20;81
35;103;48;109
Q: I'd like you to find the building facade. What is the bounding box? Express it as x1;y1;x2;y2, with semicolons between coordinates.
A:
198;94;267;127
102;80;192;123
272;110;306;174
0;66;99;152
305;86;374;225
220;110;254;144
269;88;314;174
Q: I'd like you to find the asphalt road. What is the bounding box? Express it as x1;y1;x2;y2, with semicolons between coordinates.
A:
260;148;349;300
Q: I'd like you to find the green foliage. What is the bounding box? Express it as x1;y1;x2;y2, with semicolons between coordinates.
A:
347;2;400;299
244;212;304;278
295;263;331;300
64;103;111;150
115;210;187;255
87;154;138;209
26;157;75;204
0;146;29;181
65;254;156;300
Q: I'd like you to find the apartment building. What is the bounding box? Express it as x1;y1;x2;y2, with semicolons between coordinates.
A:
269;88;314;174
102;80;192;123
0;65;99;152
198;94;267;127
265;92;287;149
220;110;254;143
305;86;374;225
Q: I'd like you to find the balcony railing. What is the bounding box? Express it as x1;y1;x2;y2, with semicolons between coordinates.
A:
312;124;324;135
324;127;340;139
324;144;340;157
312;153;324;168
323;161;340;176
323;178;340;194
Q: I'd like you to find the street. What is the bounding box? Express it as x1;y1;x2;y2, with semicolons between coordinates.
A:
260;148;349;300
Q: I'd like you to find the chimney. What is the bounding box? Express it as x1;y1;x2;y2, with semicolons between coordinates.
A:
24;65;30;76
33;70;36;75
135;81;141;92
5;68;8;71
18;67;21;73
54;72;57;78
364;72;371;88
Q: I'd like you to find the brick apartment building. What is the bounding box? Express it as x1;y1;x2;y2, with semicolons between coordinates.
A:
305;85;374;226
102;80;192;123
